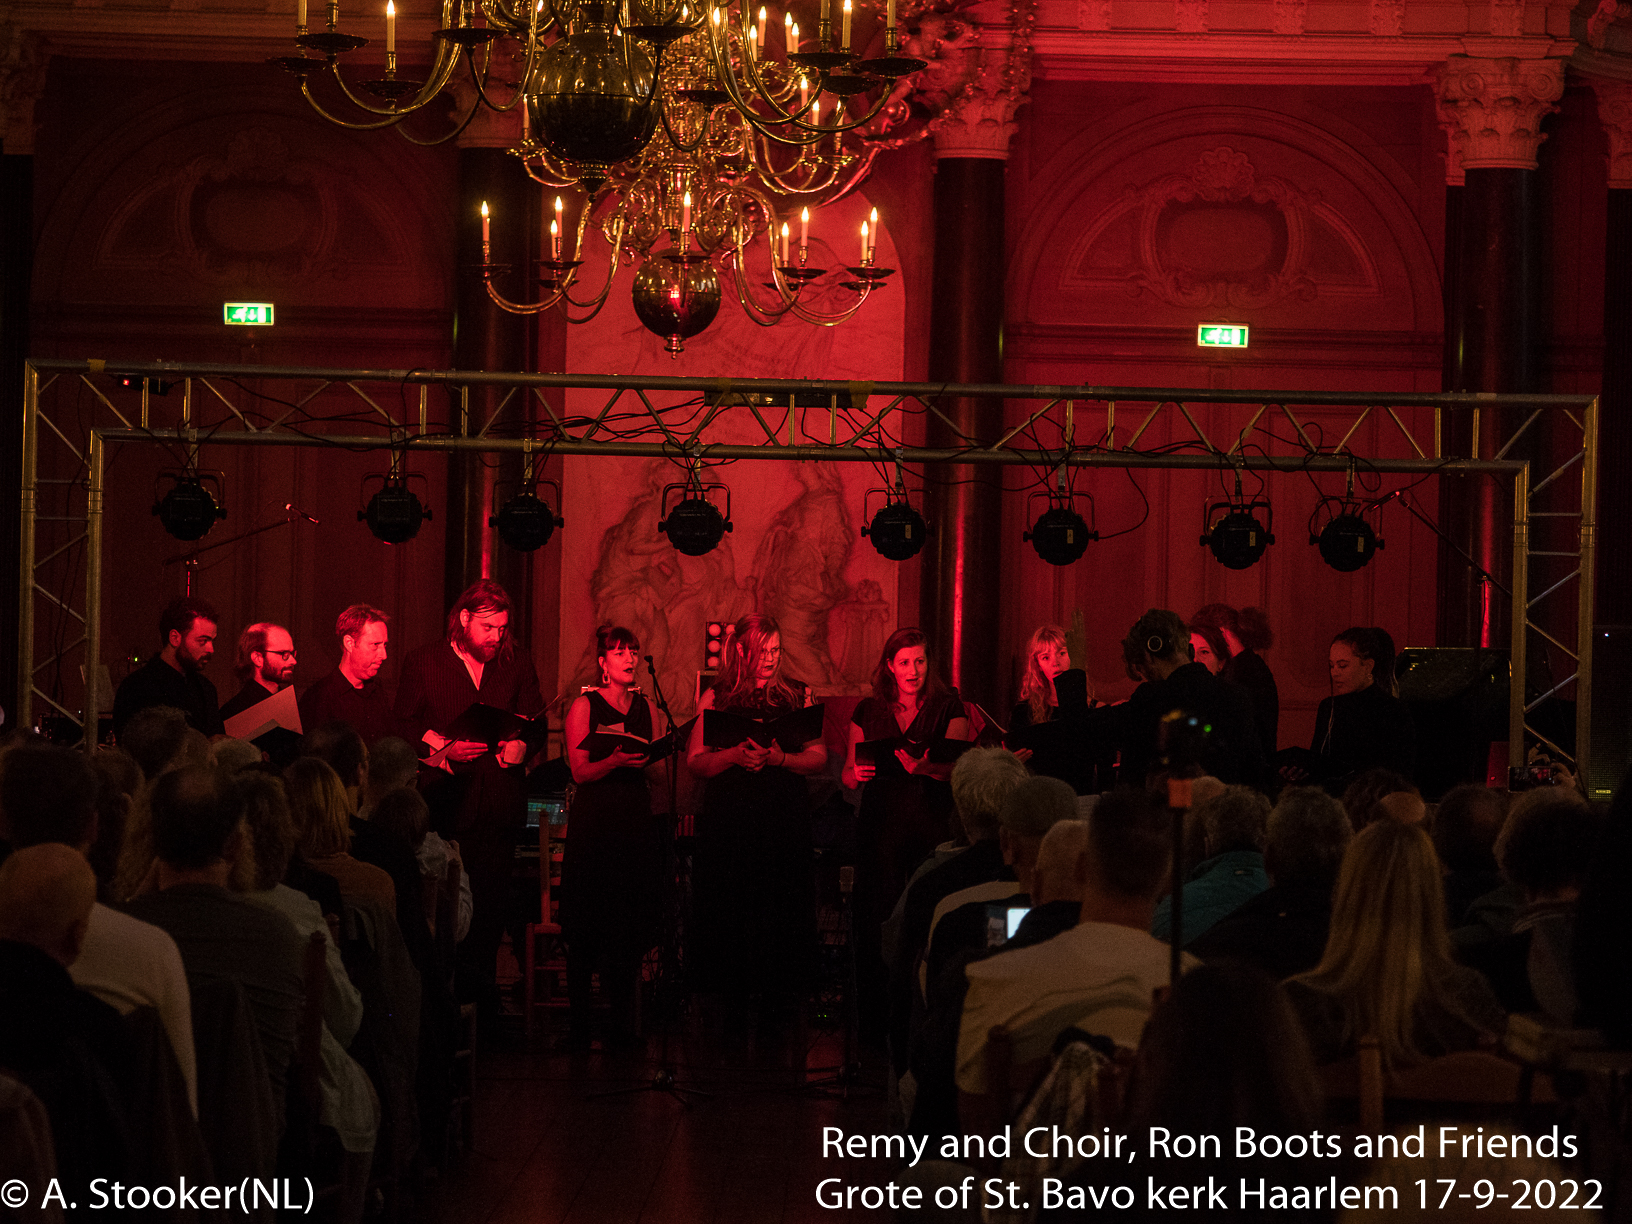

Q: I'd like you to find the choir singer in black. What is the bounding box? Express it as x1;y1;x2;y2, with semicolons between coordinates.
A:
394;580;544;1015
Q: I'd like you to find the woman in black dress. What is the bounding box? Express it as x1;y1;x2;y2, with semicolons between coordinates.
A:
686;614;827;1019
1008;623;1111;793
1192;603;1280;759
842;627;972;1034
561;625;663;1048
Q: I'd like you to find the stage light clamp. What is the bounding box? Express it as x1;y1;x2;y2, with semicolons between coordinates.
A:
1023;486;1099;566
152;471;228;542
658;479;733;556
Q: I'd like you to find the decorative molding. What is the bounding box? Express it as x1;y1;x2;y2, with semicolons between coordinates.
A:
1076;0;1112;31
1591;77;1632;186
924;0;1035;160
1271;0;1308;37
0;23;48;154
1489;0;1525;39
1368;0;1404;37
1433;54;1566;172
1176;0;1209;35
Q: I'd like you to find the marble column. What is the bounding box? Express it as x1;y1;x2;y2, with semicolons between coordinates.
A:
1;29;46;722
447;94;532;612
919;2;1029;711
1432;56;1564;648
1591;78;1632;625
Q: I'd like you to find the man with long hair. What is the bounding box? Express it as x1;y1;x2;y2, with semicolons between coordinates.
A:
394;580;543;1017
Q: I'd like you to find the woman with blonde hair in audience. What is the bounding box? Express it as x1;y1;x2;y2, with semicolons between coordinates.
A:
1286;818;1503;1067
284;756;395;912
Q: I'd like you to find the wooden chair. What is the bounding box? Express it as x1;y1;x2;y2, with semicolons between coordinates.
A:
522;815;569;1039
1321;1036;1556;1132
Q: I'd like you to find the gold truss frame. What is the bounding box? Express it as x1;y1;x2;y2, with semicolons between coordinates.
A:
19;359;1599;784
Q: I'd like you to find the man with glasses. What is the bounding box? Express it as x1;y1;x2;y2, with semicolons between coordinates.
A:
300;604;394;746
221;622;298;721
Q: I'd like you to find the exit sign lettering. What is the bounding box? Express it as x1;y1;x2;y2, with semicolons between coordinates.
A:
223;302;274;325
1197;324;1248;348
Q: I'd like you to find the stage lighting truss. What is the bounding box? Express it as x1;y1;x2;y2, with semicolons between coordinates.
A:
860;482;927;561
491;478;564;552
153;470;228;542
1309;494;1385;573
1200;497;1275;569
358;471;433;544
1023;489;1099;566
658;478;733;556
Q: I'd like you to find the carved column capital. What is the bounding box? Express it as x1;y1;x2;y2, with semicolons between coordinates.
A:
0;24;48;155
1590;77;1632;187
1433;55;1567;177
917;0;1033;161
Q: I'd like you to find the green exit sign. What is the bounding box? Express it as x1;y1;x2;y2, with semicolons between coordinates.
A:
223;302;274;325
1198;324;1248;348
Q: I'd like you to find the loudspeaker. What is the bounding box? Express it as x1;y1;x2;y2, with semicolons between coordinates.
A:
1587;627;1632;801
1395;648;1508;800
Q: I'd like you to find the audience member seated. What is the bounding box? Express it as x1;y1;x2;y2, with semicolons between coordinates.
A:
922;775;1080;994
1574;769;1632;1047
212;736;265;774
85;749;142;893
300;723;429;968
1285;819;1504;1068
371;787;471;945
1038;961;1324;1223
236;770;378;1220
0;743;198;1116
121;766;305;1135
0;844;138;1206
285;757;397;913
1340;767;1418;832
1189;786;1352;978
910;819;1089;1142
1433;784;1508;926
1151;784;1271;946
361;736;421;818
1461;788;1599;1022
957;787;1192;1100
887;746;1031;1071
117;704;192;781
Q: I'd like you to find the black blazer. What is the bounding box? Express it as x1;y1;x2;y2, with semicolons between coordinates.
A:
393;640;544;762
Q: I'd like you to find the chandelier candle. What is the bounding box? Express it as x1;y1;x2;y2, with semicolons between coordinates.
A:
481;201;490;245
758;7;768;46
867;207;877;263
780;222;790;264
886;0;895;33
681;191;692;247
841;0;852;51
297;0;307;31
800;206;810;257
386;1;395;56
860;219;868;265
553;196;564;259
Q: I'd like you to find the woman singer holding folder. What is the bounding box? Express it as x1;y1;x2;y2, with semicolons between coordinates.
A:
561;624;664;1049
842;627;971;1037
1007;623;1111;794
686;614;827;1025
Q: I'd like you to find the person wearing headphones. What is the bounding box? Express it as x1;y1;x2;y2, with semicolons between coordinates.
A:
1116;608;1267;787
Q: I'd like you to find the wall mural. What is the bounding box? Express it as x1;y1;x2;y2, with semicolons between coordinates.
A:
557;192;906;715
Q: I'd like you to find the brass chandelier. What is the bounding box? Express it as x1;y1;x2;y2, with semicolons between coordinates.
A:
272;0;927;351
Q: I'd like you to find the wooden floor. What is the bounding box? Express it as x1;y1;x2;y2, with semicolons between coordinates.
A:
420;1017;899;1224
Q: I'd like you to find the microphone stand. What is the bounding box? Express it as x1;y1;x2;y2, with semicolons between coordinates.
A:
589;654;709;1106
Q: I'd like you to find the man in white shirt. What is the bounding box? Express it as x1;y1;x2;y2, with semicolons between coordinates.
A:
957;787;1195;1097
0;743;197;1115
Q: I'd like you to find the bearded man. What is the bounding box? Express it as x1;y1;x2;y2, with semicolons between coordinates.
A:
394;579;543;1014
112;596;225;737
219;622;298;721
